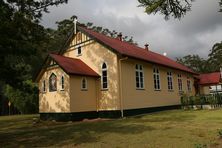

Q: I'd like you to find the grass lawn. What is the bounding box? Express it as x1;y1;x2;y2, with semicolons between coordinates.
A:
1;109;222;148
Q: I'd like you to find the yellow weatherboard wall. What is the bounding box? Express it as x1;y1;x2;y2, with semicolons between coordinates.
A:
120;58;195;109
39;66;70;113
63;32;120;111
69;76;98;112
200;86;210;95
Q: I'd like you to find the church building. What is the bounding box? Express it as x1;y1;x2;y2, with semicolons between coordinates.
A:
36;20;199;121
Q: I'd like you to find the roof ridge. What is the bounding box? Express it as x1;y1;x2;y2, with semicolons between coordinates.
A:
78;26;196;74
78;26;175;59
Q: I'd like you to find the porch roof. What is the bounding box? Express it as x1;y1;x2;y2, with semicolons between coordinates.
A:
50;53;100;77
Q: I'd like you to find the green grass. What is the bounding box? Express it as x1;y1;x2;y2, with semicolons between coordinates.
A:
1;109;222;147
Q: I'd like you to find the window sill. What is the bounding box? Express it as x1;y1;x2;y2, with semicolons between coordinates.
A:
81;89;88;91
168;90;174;92
49;90;57;92
76;54;82;57
136;88;145;90
101;88;108;91
154;89;161;91
60;89;65;91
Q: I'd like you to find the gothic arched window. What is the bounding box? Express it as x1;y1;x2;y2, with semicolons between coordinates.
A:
49;73;57;92
102;63;108;89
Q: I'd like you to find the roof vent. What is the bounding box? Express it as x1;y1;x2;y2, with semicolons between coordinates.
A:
117;33;122;41
144;43;149;51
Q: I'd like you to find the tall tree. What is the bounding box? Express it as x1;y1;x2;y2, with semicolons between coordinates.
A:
0;0;67;115
138;0;221;20
176;55;208;73
208;41;222;72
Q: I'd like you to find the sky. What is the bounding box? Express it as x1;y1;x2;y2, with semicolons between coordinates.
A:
41;0;222;59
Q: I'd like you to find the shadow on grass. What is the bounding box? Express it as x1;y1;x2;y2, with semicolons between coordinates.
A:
0;110;200;147
129;110;197;123
0;119;156;147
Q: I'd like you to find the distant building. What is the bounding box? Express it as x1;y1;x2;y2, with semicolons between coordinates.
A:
198;72;222;94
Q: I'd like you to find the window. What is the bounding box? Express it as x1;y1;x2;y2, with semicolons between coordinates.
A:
167;72;173;90
42;80;46;92
49;73;57;92
77;46;82;56
81;78;87;90
135;64;144;89
178;74;183;91
61;76;64;90
187;77;192;91
101;63;108;89
153;67;161;90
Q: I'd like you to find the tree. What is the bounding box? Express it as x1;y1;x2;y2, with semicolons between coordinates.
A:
208;41;222;72
0;0;67;115
138;0;221;20
176;55;208;73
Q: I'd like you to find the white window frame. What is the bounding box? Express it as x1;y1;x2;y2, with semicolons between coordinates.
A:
60;75;65;91
167;72;173;90
135;64;144;89
81;77;88;90
153;67;161;90
178;74;183;91
187;77;192;92
101;62;108;90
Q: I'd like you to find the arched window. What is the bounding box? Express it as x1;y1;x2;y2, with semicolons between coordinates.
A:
61;76;64;90
135;64;144;89
42;80;46;92
49;73;57;92
102;63;108;89
81;78;87;90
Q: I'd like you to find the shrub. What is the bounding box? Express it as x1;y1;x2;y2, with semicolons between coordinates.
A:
194;95;201;105
189;96;195;106
181;94;189;107
200;95;206;105
194;143;207;148
218;129;222;138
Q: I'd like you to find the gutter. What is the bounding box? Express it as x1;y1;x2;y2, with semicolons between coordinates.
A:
118;56;128;118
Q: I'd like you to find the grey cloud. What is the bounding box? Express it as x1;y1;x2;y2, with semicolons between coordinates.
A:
41;0;222;59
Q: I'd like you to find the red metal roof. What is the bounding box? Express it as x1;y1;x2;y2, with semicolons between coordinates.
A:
50;54;99;77
78;26;196;74
199;72;221;85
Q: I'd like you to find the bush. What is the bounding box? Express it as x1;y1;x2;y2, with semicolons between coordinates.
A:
189;96;195;106
218;129;222;138
194;95;201;105
181;93;222;109
194;143;207;148
200;95;206;105
181;94;189;108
